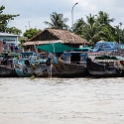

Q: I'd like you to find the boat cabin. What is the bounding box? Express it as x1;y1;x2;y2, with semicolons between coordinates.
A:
63;51;88;65
19;51;47;66
20;52;37;59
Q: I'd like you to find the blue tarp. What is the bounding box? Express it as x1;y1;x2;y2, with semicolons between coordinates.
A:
93;41;120;52
120;44;124;50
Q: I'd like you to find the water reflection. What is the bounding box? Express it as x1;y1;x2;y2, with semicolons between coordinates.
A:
0;77;124;124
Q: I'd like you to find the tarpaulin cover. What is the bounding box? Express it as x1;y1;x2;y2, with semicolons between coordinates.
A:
93;41;118;52
37;42;73;53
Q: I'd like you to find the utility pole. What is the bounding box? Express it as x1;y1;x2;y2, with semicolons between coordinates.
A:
25;26;27;30
27;21;32;29
118;22;122;55
119;22;122;44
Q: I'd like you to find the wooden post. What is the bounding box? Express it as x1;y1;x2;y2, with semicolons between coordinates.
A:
0;41;3;53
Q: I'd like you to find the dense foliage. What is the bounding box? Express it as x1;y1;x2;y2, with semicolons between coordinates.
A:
23;28;41;39
73;11;124;45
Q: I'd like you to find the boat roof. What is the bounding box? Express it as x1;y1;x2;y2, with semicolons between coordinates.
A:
21;51;37;54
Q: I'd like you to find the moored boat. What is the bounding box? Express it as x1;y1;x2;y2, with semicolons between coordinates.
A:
14;60;34;77
34;51;89;77
0;53;17;77
34;61;88;78
14;51;47;77
86;55;124;77
0;64;17;77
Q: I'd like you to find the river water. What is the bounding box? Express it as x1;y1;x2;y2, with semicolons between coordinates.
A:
0;77;124;124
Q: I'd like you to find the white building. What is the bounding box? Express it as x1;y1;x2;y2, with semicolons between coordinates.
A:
0;32;19;45
0;32;19;51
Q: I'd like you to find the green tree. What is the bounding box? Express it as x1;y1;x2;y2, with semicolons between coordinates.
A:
97;11;114;25
120;29;124;43
0;5;20;32
6;27;22;35
96;11;115;41
113;25;124;43
98;25;115;41
73;18;86;37
44;12;69;29
73;12;116;45
18;36;28;48
83;14;105;44
23;28;41;39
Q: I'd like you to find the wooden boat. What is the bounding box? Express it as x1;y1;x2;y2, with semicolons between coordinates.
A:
34;52;89;77
14;51;47;77
35;42;91;77
0;53;17;77
14;52;35;77
14;60;34;77
0;65;17;77
86;55;124;77
33;62;88;77
52;62;88;77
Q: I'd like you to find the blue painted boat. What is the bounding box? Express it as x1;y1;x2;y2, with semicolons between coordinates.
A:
14;59;34;77
14;51;47;77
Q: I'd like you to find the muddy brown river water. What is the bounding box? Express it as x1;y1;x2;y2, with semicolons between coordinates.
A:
0;77;124;124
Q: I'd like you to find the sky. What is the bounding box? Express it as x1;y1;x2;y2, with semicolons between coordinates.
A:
0;0;124;34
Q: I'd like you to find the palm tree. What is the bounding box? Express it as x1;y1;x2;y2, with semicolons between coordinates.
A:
120;29;124;43
73;18;86;37
44;12;69;29
113;25;124;43
73;14;106;45
84;14;103;44
72;12;116;45
97;11;114;25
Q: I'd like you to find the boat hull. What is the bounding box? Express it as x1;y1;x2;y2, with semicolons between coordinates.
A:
15;64;34;77
34;62;88;78
0;65;17;77
86;58;124;77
